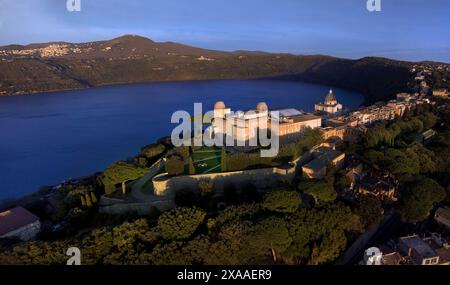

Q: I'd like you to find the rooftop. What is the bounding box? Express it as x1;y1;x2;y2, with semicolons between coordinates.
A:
422;129;437;139
290;113;321;123
382;252;403;265
304;148;343;172
325;89;337;103
275;108;303;118
400;235;438;259
435;206;450;227
0;206;39;236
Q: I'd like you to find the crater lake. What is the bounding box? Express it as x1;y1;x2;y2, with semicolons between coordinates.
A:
0;80;364;201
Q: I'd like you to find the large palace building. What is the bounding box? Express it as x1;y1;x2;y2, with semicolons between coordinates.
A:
212;101;321;144
315;89;343;114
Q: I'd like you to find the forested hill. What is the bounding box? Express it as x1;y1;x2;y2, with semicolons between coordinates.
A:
276;57;414;104
0;35;415;103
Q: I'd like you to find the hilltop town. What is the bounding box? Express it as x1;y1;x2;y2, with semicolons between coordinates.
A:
0;35;430;105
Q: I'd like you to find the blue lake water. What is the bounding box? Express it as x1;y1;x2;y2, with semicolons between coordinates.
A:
0;80;364;200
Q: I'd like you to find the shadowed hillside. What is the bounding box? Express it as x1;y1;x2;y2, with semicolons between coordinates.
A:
0;35;415;103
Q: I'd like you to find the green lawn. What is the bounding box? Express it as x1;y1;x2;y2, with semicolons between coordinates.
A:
192;146;222;174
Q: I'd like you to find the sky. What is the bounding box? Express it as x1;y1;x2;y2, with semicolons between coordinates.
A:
0;0;449;62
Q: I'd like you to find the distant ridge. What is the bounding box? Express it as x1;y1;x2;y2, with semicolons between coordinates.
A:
1;34;442;103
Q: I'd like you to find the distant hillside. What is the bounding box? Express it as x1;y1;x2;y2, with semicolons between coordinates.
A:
277;57;415;103
0;35;416;103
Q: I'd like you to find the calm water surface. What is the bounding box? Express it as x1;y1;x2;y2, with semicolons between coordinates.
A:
0;80;364;200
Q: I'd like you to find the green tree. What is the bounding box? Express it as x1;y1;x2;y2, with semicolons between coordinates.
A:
299;180;337;204
188;157;196;175
334;170;352;190
165;154;185;176
90;192;98;204
355;195;383;229
398;177;446;222
157;207;206;240
309;229;347;265
140;143;166;160
67;207;89;227
245;217;292;262
100;161;149;194
221;147;227;172
80;195;86;207
287;203;360;265
262;189;301;213
85;193;92;208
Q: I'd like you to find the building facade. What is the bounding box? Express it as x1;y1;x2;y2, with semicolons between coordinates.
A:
212;101;321;145
315;89;343;114
301;146;345;179
433;89;448;98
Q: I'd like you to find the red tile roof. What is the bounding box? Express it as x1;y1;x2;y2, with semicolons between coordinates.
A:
0;206;39;236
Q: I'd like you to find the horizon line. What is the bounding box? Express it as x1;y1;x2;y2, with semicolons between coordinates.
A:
1;34;449;65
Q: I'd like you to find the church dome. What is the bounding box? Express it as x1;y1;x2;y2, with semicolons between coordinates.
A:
256;102;268;111
214;101;226;109
325;89;337;103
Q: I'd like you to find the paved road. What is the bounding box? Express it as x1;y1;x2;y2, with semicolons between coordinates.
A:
130;159;164;202
336;211;399;265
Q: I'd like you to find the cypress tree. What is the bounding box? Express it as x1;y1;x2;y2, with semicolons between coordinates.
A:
121;181;127;194
221;147;227;172
85;193;92;208
90;192;98;204
80;196;86;208
188;157;195;175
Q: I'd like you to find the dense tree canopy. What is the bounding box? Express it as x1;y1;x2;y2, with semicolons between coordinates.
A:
157;207;206;240
165;153;185;176
140;143;166;160
261;189;301;213
0;201;362;265
245;217;292;263
100;162;149;194
363;143;437;182
398;177;446;222
298;179;337;205
355;195;383;229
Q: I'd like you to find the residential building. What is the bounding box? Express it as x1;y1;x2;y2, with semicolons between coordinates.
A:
343;161;364;190
381;251;404;265
301;146;345;179
434;207;450;230
386;101;407;117
433;89;449;98
278;111;321;142
397;234;450;265
358;175;398;203
396;93;414;102
351;105;397;125
321;125;364;143
0;206;41;241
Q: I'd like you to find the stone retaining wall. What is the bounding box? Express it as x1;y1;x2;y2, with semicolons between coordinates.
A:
153;163;297;197
99;199;175;215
